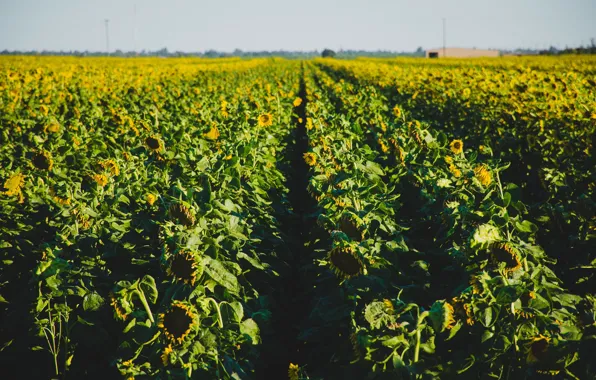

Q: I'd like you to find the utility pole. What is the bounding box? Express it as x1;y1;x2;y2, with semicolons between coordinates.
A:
105;19;110;55
442;18;446;58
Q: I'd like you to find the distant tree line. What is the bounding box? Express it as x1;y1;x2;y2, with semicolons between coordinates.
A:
0;47;425;58
500;39;596;56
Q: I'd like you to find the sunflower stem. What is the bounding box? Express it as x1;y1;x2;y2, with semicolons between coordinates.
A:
206;298;224;328
133;290;154;324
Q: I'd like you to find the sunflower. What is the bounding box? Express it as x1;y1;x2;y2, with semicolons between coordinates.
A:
32;150;53;171
158;301;199;345
203;126;220;141
474;165;492;187
169;202;195;227
430;300;456;333
305;117;314;131
293;97;303;107
100;159;120;176
490;242;522;273
166;250;202;286
146;193;157;206
3;172;25;197
288;363;299;380
145;135;163;151
303;152;317;167
92;173;109;187
338;212;365;241
392;105;402;118
257;113;273;127
161;344;173;366
449;164;462;178
526;335;550;363
44;122;61;133
470;275;483;295
328;246;365;279
450;139;464;155
110;293;130;321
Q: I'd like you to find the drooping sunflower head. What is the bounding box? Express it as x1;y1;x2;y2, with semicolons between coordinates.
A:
110;292;132;321
145;135;163;152
166;250;203;286
490;242;522;273
450;139;464;155
430;300;456;333
257;113;273;127
526;334;550;363
158;301;199;345
328;245;365;279
474;165;492;187
169;202;196;227
338;212;366;241
32;150;53;171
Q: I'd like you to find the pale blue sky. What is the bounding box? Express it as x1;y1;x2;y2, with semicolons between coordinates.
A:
0;0;594;52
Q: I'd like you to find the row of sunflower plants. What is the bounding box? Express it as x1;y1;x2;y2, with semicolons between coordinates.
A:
297;62;594;379
315;57;596;298
0;57;302;379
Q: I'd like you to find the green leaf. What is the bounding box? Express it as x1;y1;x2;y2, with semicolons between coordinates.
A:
204;257;239;293
515;220;538;233
123;318;137;333
139;275;158;304
240;318;260;345
83;292;104;311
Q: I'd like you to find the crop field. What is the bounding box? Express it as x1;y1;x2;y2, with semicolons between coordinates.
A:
0;55;594;379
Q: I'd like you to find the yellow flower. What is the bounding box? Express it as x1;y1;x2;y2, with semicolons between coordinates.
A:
204;126;220;141
166;250;202;286
3;172;25;197
44;122;61;133
32;150;54;171
490;242;522;273
444;155;453;164
145;135;164;151
293;97;303;107
474;165;492;187
158;301;198;345
449;164;462;178
450;139;463;155
100;159;120;176
146;193;157;206
257;113;273;127
305;117;314;131
92;174;109;187
40;104;49;116
161;345;173;366
288;363;299;380
303;152;317;166
328;246;365;279
392;105;402;118
224;154;233;160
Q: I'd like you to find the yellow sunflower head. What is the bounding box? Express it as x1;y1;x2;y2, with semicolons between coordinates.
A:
328;246;365;279
146;193;158;206
166;250;203;286
293;97;303;107
3;172;26;197
257;113;273;127
490;242;522;273
288;363;300;380
393;105;402;118
32;150;54;171
158;301;199;345
145;135;163;152
92;173;109;187
203;126;220;141
303;152;317;167
450;139;464;155
169;202;196;227
474;164;492;187
99;159;120;176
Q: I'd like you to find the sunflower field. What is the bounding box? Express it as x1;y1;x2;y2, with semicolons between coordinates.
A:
0;56;594;379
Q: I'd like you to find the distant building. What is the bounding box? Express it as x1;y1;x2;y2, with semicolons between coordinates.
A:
425;47;500;58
